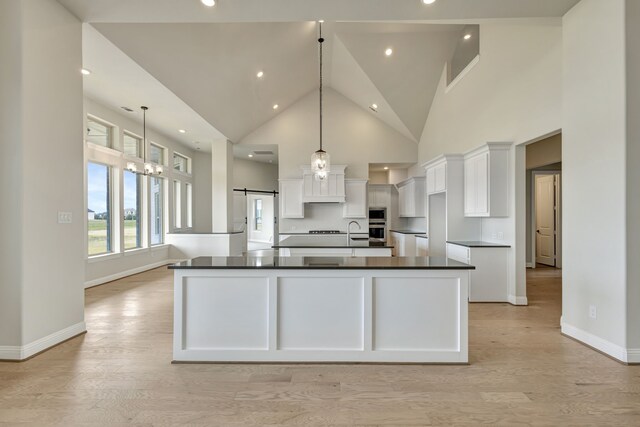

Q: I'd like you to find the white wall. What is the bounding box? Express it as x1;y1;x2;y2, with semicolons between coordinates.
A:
83;97;201;286
626;0;640;352
233;158;278;192
239;88;418;232
0;0;85;357
415;21;562;170
562;0;629;356
192;150;212;233
0;0;25;349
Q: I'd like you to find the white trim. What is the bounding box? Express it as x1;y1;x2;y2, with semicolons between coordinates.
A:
445;54;480;94
508;295;528;306
561;320;629;363
123;247;149;257
84;259;179;289
0;322;86;361
87;252;121;264
526;262;534;268
150;243;170;252
627;349;640;364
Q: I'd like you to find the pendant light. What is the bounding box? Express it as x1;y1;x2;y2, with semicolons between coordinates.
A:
126;106;163;176
311;22;330;181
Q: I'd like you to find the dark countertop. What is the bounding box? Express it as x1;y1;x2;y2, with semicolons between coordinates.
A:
169;256;475;270
389;230;427;235
415;235;429;239
279;232;368;236
447;241;511;248
273;236;393;249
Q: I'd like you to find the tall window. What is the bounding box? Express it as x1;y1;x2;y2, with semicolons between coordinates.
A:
173;153;190;173
174;180;182;229
123;132;142;158
254;199;263;231
186;183;193;228
150;177;164;245
87;162;111;256
86;117;113;148
149;143;166;165
123;170;142;250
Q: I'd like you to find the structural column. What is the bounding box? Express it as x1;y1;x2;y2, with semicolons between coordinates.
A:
211;139;234;233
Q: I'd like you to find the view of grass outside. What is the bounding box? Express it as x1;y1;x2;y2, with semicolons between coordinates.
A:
88;220;139;255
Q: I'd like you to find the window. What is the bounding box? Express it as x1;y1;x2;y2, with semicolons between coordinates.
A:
186;183;193;228
174;180;182;229
87;162;111;256
150;177;164;245
86;117;113;148
123;170;142;250
254;199;263;231
123;132;142;158
173;152;190;174
149;143;166;165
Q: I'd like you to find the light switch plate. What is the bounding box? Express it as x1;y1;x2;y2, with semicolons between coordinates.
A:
58;211;72;224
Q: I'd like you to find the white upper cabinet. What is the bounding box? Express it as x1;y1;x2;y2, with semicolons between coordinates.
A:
343;179;368;219
463;143;511;217
300;165;346;203
396;177;426;218
426;162;447;195
279;179;304;219
368;184;391;208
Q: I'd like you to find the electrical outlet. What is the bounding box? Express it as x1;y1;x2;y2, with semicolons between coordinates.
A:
589;305;597;319
58;211;72;224
497;232;504;240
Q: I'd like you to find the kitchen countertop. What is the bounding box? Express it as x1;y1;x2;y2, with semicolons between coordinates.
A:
168;231;245;235
415;235;429;239
273;236;393;249
169;256;475;270
447;241;511;248
389;230;427;235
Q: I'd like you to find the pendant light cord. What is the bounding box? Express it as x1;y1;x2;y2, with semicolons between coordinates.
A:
318;23;324;152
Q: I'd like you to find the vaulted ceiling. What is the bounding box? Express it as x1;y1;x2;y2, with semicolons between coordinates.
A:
72;0;580;146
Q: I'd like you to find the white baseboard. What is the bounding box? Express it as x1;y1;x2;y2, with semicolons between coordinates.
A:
0;321;86;361
627;349;640;364
561;320;631;363
508;295;528;306
84;259;180;289
526;262;534;268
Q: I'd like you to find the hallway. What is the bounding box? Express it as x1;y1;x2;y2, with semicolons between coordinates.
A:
1;267;638;425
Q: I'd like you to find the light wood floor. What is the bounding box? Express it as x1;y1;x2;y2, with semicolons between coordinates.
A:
1;267;639;426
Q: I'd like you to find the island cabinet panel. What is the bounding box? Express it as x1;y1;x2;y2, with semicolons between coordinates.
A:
278;278;364;350
172;265;470;363
279;179;304;219
374;278;461;351
182;277;269;350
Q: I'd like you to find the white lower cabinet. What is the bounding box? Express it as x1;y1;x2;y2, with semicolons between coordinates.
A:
416;237;429;256
446;243;509;302
389;232;417;257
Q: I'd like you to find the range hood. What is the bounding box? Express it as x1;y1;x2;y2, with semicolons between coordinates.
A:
300;165;346;203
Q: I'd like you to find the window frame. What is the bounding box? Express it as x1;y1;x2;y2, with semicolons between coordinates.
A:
185;183;193;229
123;130;143;159
173;151;191;175
173;180;182;230
149;176;166;246
86;115;115;149
123;169;143;251
87;161;114;258
149;142;167;166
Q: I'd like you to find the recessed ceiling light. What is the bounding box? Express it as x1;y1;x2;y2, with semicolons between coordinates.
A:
385;48;393;56
464;34;472;40
384;167;389;170
248;154;254;158
273;104;279;110
318;19;324;23
201;0;215;6
81;68;91;75
372;104;378;109
422;0;436;4
178;129;186;134
257;71;264;78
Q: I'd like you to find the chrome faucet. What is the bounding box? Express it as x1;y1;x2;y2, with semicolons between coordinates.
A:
347;221;362;242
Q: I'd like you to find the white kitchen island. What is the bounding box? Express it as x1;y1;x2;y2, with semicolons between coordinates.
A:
170;256;473;364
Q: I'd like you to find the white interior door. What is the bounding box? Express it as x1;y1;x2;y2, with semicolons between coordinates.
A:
535;175;556;266
247;195;274;250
